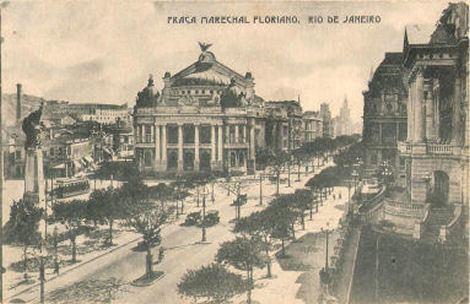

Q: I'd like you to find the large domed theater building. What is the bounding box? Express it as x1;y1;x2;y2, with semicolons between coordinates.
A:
133;44;267;175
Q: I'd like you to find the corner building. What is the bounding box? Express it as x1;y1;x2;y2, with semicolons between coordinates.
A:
387;2;469;239
133;47;266;175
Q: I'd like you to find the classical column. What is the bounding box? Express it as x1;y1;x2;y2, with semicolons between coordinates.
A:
218;125;223;162
154;123;160;168
425;85;437;140
452;73;462;144
247;123;256;174
226;125;230;143
177;124;184;172
243;125;247;143
407;79;415;141
211;125;216;162
150;125;155;143
235;125;239;143
194;124;200;171
249;125;256;159
161;124;167;170
415;69;425;142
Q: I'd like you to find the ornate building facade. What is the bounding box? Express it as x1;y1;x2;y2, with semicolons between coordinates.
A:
264;100;303;152
384;2;469;239
133;45;266;175
362;52;408;185
302;111;323;143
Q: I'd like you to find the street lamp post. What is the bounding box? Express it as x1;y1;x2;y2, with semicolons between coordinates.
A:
201;186;207;242
53;226;59;275
259;173;263;206
321;222;332;271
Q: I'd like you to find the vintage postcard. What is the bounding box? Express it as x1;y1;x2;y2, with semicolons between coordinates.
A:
0;1;468;303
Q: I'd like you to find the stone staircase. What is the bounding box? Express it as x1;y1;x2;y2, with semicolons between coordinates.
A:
422;206;455;241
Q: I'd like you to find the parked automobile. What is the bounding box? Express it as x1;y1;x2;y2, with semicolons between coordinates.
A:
183;211;202;226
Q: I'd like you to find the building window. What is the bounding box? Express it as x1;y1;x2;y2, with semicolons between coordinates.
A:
167;125;179;144
145;125;152;143
200;126;211;144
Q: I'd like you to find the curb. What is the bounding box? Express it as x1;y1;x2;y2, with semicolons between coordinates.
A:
345;228;362;304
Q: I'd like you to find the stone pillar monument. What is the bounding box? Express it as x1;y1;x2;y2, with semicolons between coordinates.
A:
21;103;46;236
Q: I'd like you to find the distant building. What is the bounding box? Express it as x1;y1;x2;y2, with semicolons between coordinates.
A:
46;102;129;125
302;111;323;143
106;118;135;159
320;103;333;138
265;99;303;152
362;52;408;185
336;97;352;136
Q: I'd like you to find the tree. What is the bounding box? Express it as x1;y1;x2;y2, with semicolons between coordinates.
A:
216;236;266;304
124;201;172;278
178;263;247;304
255;148;275;171
149;183;175;208
293;189;313;228
234;210;276;277
118;174;148;203
52;200;87;263
268;151;290;196
268;195;296;251
6;199;43;280
87;187;125;246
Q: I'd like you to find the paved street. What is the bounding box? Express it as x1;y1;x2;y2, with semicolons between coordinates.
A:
6;160;336;304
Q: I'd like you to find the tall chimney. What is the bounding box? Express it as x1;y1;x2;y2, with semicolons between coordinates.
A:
16;83;21;124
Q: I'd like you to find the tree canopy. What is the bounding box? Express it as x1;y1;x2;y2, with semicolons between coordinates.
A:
178;263;247;304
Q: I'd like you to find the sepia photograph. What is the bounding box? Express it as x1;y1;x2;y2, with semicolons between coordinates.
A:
0;1;468;303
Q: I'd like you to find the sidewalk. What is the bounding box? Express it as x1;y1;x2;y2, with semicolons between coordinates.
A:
5;191;202;302
232;184;353;304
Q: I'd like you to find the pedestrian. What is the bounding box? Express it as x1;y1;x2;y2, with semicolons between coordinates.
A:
339;192;342;199
333;193;336;200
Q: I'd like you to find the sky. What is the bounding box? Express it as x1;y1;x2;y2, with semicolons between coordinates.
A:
1;0;449;122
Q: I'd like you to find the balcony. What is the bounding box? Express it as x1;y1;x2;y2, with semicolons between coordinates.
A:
398;141;463;156
426;143;461;155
